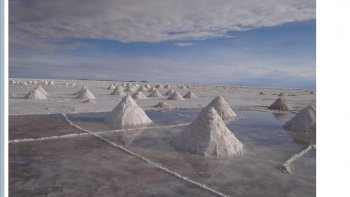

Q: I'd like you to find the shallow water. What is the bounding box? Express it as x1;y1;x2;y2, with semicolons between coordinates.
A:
9;109;315;197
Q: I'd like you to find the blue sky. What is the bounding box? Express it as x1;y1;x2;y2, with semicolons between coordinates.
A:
9;0;316;88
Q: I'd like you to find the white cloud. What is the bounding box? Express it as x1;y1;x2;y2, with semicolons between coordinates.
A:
10;0;315;49
174;42;194;47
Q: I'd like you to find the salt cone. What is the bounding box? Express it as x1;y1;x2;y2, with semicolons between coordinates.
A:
173;107;243;157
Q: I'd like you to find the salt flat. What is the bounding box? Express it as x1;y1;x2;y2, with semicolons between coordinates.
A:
9;78;315;115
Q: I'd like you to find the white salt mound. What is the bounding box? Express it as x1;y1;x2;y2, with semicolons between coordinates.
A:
167;91;184;100
126;86;137;92
138;86;148;92
107;84;116;90
73;87;87;95
148;90;162;97
155;84;163;89
76;88;96;100
104;95;152;128
132;91;147;100
205;96;237;121
111;88;126;96
173;107;243;157
48;81;55;85
268;97;290;111
115;85;124;92
35;85;49;96
164;89;175;96
283;105;316;133
24;89;47;100
183;91;196;98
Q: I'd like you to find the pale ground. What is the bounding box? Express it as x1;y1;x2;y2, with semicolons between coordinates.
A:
9;78;316;196
9;78;316;115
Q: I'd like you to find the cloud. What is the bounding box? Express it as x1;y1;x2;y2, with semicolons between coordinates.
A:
174;42;194;47
10;0;315;49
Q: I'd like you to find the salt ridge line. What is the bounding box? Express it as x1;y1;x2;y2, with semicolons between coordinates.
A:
8;123;190;144
61;113;229;197
281;144;316;174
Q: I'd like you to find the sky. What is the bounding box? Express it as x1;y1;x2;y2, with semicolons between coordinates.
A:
9;0;316;88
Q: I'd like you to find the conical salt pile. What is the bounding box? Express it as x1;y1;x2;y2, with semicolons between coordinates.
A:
107;84;116;90
168;91;184;100
73;87;87;95
164;84;171;89
111;88;126;96
205;96;237;121
104;95;152;128
153;102;171;110
278;92;285;97
24;89;47;100
155;84;163;89
132;91;147;100
115;85;124;92
164;89;175;96
126;86;137;92
48;81;55;85
173;107;243;157
148;90;162;97
145;84;152;89
35;85;49;96
259;92;265;95
149;87;156;92
268;97;290;111
138;86;148;92
283;105;316;133
183;91;196;98
76;88;96;100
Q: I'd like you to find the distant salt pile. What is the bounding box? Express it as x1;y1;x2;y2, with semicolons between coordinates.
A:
104;95;152;128
138;86;148;92
310;91;314;95
259;92;266;95
153;102;171;110
110;88;126;96
284;105;316;133
173;107;243;157
32;81;37;85
24;89;47;100
183;91;196;98
115;85;125;92
268;97;290;111
164;89;175;96
155;84;163;89
164;84;171;89
76;88;96;100
64;82;69;86
48;81;55;85
71;83;75;86
43;80;49;85
35;85;49;96
167;91;184;100
148;90;162;97
149;86;156;92
107;84;116;90
205;96;237;121
278;92;285;97
132;91;147;100
145;83;152;89
73;87;87;96
22;81;28;86
125;85;137;92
